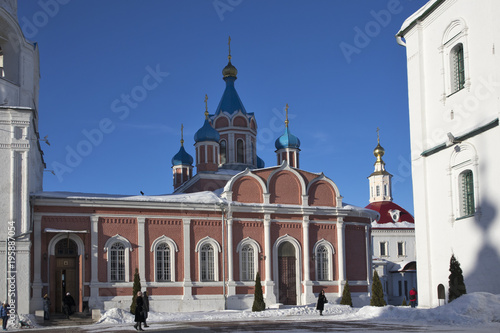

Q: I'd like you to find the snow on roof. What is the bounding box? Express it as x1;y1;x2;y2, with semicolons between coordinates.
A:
32;191;224;205
372;220;415;229
397;0;443;36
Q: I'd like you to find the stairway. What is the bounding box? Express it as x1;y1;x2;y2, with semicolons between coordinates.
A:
40;312;94;327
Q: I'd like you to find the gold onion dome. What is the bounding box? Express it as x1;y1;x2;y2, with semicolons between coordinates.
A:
222;61;237;78
374;128;385;164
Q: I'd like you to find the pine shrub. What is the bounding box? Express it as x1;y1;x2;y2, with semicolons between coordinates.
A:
402;298;407;306
370;270;386;307
130;268;142;314
252;272;266;312
340;281;353;307
448;254;467;302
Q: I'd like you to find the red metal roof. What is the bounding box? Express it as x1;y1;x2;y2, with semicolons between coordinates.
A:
365;201;414;224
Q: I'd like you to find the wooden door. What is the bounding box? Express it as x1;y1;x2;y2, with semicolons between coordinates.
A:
278;256;296;305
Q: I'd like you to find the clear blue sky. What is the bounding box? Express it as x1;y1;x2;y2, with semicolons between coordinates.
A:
17;0;425;214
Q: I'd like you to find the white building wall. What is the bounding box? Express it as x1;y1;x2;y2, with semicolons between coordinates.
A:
399;0;500;308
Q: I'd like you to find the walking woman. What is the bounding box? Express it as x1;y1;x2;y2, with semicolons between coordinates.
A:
316;290;328;316
134;291;145;331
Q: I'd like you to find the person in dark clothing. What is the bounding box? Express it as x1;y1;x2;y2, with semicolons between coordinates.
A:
43;294;51;320
62;293;75;319
316;290;328;316
134;291;145;331
409;287;417;308
142;291;149;328
1;302;9;330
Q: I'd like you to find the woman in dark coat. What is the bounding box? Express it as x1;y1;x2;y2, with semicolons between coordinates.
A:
316;290;327;316
134;291;145;331
142;291;149;327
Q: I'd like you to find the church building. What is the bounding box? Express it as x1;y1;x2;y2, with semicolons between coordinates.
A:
0;3;380;313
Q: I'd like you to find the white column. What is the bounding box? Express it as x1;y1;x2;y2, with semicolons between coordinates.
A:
263;214;274;303
182;218;192;299
302;215;314;304
226;216;236;296
137;217;146;282
337;217;346;296
89;215;99;309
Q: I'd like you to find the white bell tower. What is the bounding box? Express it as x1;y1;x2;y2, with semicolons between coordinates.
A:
368;129;392;203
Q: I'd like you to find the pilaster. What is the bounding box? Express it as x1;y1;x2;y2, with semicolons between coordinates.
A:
263;214;274;303
137;217;146;282
182;218;193;299
302;215;314;304
89;215;100;309
337;217;346;296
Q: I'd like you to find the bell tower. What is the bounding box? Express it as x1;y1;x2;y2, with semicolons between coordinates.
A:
368;128;392;203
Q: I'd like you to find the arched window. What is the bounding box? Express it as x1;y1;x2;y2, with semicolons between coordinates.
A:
200;243;215;281
241;245;255;281
220;140;227;164
55;239;78;257
313;240;335;281
451;43;465;93
156;243;171;282
460;169;475;217
236;139;245;163
316;245;329;281
110;242;125;282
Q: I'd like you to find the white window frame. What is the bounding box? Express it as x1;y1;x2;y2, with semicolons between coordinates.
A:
195;236;221;282
104;234;132;282
440;19;470;98
313;239;335;281
150;235;178;282
236;237;261;282
450;143;478;220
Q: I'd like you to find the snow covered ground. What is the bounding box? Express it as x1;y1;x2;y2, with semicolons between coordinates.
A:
8;292;500;332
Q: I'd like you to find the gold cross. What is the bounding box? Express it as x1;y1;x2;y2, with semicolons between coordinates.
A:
180;124;184;146
204;94;209;119
228;36;232;61
285;103;289;127
376;127;380;143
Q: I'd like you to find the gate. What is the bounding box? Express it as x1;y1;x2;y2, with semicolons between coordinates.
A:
278;242;296;305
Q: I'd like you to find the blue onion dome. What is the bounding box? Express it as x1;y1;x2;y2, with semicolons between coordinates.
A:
194;118;220;143
257;155;265;168
275;127;301;150
172;145;193;166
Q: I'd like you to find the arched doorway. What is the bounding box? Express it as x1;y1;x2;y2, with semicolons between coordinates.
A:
278;241;296;305
54;239;79;313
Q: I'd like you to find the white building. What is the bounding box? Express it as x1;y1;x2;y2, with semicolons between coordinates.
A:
365;136;416;306
397;0;500;307
0;0;45;314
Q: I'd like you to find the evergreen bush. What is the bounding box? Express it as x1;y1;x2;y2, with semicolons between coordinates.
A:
252;272;266;312
402;298;407;306
340;281;353;307
130;268;142;314
370;270;386;307
448;254;467;302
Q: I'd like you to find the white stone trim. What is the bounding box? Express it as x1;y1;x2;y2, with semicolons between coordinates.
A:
150;235;179;282
312;239;335;281
272;234;303;305
307;173;342;208
267;161;307;198
103;234;133;282
195;236;221;282
236;237;261;281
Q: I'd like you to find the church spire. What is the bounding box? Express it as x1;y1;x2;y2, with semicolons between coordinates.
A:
275;104;301;168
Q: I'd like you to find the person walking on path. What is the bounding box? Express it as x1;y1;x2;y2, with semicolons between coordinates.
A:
43;294;51;320
134;291;145;331
409;287;417;308
316;290;328;316
142;291;150;328
62;293;75;319
1;302;9;331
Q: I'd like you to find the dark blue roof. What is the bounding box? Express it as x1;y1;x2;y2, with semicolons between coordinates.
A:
275;127;301;150
257;155;265;168
215;76;247;115
194;118;220;143
171;145;193;166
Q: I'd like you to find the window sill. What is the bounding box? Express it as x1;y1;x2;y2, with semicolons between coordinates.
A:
456;214;475;221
